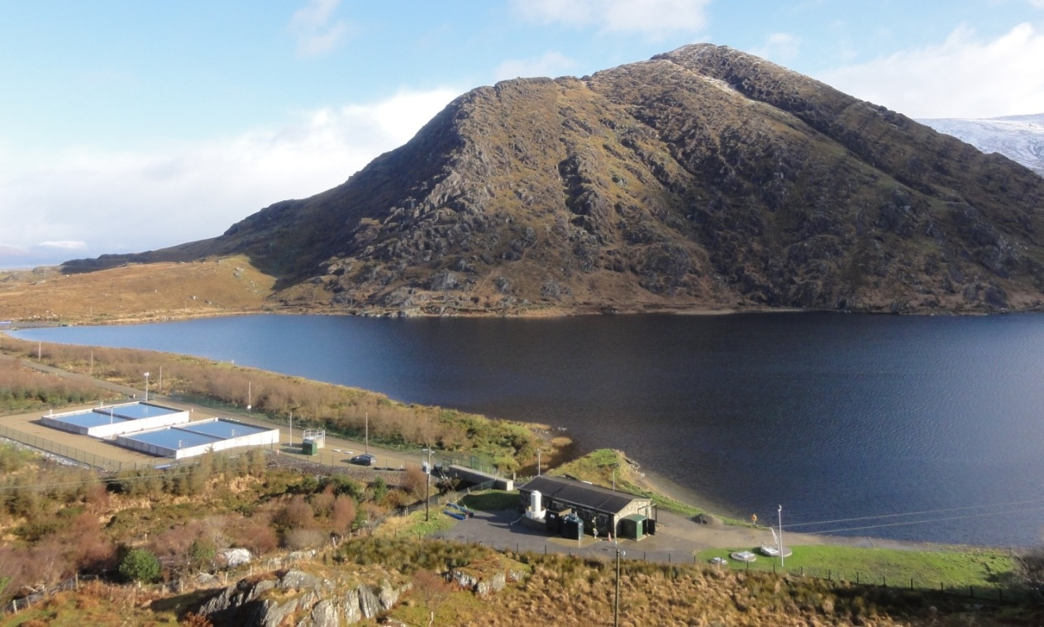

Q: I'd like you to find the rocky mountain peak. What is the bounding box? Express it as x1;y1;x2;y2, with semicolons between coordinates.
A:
63;45;1044;316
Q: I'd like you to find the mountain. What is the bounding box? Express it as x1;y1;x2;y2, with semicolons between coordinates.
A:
63;44;1044;315
919;114;1044;177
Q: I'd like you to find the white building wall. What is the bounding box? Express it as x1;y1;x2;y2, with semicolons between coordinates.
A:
115;424;280;459
86;411;190;438
173;428;279;459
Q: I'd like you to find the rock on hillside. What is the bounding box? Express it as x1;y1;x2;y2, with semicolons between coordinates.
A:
64;44;1044;315
195;568;410;626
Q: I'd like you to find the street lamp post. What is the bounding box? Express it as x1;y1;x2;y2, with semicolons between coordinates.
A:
614;542;626;627
144;372;150;402
778;504;785;569
423;447;433;521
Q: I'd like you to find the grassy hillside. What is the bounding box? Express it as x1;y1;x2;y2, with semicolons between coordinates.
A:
0;255;275;325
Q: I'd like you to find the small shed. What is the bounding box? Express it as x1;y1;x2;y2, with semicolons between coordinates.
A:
619;514;648;540
302;440;319;456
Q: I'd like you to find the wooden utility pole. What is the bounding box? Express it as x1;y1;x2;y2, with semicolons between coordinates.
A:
615;544;623;626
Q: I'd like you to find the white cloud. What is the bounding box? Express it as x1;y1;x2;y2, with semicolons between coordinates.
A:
493;51;578;81
818;23;1044;118
0;88;458;268
288;0;351;58
38;241;87;250
750;33;801;66
511;0;711;38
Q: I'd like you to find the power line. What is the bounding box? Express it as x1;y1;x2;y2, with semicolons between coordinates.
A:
806;505;1044;535
784;496;1044;530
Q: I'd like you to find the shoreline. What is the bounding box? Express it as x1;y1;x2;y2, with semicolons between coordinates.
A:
2;300;1032;331
633;459;970;553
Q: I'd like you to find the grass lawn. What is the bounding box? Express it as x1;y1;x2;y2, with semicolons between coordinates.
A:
461;490;520;511
374;508;460;539
696;544;1016;592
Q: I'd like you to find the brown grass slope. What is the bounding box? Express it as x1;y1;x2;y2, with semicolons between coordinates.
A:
0;255;273;324
61;44;1044;316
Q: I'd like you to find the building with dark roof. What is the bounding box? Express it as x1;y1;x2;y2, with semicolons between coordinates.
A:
518;475;655;539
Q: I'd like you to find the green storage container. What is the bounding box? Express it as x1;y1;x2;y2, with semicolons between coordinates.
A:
620;514;647;540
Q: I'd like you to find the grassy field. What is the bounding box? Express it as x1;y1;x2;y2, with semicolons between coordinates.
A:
461;490;520;512
373;508;461;539
696;544;1016;593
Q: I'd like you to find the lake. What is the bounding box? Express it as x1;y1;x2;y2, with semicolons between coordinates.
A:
14;312;1044;547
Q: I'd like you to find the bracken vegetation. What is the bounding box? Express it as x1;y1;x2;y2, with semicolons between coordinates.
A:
0;359;118;414
0;444;422;610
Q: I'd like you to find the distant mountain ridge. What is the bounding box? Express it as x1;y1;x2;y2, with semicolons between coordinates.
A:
919;114;1044;177
63;44;1044;315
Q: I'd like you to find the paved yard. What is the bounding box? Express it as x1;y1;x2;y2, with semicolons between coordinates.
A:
433;504;926;564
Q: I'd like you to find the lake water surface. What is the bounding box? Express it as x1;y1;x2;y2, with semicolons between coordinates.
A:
15;313;1044;547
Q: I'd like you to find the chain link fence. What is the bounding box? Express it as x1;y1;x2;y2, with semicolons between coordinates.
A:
0;424;155;472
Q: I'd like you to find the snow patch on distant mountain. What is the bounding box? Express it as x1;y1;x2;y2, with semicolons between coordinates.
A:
919;114;1044;177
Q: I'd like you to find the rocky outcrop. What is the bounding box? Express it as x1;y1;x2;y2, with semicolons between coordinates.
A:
448;555;528;597
64;44;1044;315
194;568;410;626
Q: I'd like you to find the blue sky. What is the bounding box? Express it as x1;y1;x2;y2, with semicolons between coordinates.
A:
2;0;1043;268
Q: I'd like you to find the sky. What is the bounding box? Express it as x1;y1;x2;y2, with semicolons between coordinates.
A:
2;1;1044;268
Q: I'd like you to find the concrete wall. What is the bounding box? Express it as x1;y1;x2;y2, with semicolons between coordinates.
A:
87;411;190;438
38;416;90;436
446;464;514;491
174;428;279;459
114;424;280;459
40;404;190;439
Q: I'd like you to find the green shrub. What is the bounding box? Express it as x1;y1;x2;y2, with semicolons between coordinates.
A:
372;476;388;502
188;539;216;572
119;548;162;584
